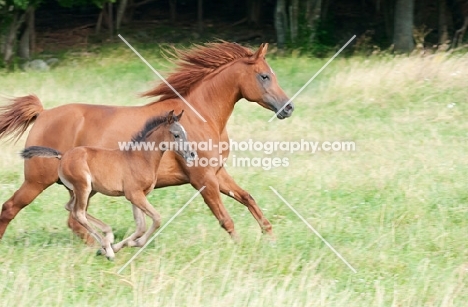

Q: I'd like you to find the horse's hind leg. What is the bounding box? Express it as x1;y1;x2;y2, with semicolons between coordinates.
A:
72;183;115;260
112;204;147;252
63;189;100;245
65;189;114;244
216;167;274;238
0;157;93;244
87;215;114;244
0;180;49;239
65;184;95;246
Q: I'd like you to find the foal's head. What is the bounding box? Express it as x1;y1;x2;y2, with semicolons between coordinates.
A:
238;43;294;119
132;110;196;162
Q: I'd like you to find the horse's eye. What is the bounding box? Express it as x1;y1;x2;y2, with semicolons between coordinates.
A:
174;134;180;138
260;74;270;81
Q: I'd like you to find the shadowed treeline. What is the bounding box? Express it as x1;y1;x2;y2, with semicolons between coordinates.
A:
1;0;468;69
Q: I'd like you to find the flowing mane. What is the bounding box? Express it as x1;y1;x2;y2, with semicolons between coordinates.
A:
131;114;169;142
142;42;254;101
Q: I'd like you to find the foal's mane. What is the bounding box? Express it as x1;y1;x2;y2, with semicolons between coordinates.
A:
142;42;254;102
131;114;169;142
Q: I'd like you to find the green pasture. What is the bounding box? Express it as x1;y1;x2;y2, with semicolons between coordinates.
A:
0;45;467;306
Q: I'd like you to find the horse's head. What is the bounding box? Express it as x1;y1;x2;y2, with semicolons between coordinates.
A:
166;110;197;162
240;43;294;119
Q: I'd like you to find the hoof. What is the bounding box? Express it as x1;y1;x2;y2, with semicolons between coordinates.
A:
127;239;140;248
230;233;241;244
264;232;276;243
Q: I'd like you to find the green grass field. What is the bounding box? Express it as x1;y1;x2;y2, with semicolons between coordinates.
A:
1;45;468;306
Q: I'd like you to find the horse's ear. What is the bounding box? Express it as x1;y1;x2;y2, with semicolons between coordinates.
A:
252;43;269;60
167;110;175;124
175;110;184;121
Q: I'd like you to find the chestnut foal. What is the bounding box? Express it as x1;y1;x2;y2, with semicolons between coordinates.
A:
21;110;196;260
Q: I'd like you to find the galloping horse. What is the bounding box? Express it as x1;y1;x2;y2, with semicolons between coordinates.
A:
0;42;294;244
21;111;195;260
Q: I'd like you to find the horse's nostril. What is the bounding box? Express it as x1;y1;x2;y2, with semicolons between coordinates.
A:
190;152;196;158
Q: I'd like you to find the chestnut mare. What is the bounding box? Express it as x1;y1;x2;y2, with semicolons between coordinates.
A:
21;111;195;260
0;42;294;244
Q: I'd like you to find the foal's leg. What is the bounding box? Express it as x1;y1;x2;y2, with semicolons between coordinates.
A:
64;189;75;212
67;212;95;245
129;205;146;242
65;190;114;245
86;191;114;244
72;181;115;260
191;171;238;241
112;205;147;253
124;191;161;248
216;167;274;238
87;215;114;244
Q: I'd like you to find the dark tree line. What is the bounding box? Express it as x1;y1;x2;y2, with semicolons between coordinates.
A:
274;0;468;53
2;0;468;68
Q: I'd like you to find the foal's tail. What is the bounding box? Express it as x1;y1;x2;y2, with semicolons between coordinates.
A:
21;146;62;160
0;94;44;142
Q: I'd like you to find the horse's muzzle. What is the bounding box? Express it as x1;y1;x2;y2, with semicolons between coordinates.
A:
276;102;294;119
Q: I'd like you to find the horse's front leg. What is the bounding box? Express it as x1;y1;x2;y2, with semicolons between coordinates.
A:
122;191;161;248
112;204;147;253
216;167;274;238
191;170;239;241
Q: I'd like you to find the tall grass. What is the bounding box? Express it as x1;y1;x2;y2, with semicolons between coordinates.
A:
1;47;467;306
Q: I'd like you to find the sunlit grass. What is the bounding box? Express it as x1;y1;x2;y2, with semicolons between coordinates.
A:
1;46;468;305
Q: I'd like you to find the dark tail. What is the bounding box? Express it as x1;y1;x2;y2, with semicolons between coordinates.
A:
21;146;62;160
0;94;44;143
